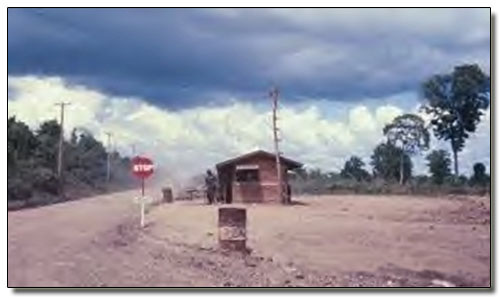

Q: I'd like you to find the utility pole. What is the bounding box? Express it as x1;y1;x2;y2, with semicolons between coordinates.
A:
131;144;136;156
269;86;286;204
55;102;71;194
105;132;113;184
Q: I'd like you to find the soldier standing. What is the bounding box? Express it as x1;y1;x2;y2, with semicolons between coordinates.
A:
205;169;217;205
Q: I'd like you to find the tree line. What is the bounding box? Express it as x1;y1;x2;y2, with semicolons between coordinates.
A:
8;117;134;209
291;64;490;195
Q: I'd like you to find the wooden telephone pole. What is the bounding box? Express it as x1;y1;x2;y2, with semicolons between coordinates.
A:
105;132;113;184
269;86;286;204
55;102;71;193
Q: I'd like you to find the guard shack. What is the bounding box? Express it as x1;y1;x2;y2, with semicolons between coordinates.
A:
216;150;302;204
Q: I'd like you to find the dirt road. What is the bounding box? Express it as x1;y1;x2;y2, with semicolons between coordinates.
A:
8;191;490;287
8;189;333;287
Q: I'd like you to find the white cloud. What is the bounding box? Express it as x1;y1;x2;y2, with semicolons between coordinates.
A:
8;76;490;186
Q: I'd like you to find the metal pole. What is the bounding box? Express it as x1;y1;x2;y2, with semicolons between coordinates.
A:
140;178;145;228
141;178;145;196
270;87;284;204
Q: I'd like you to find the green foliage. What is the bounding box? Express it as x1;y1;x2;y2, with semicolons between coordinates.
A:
7;117;38;167
383;113;430;154
66;129;107;185
340;156;370;182
445;175;469;187
34;120;61;169
289;168;338;195
426;150;452;185
7;118;133;208
370;142;412;183
8;175;33;201
470;162;489;187
291;169;487;197
383;113;429;184
422;64;490;175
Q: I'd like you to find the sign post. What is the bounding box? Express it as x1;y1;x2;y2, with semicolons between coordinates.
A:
132;156;154;228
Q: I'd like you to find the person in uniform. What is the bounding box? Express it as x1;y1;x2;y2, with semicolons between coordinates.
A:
205;169;217;205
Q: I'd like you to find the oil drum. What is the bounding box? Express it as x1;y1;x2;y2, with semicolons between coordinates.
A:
218;207;246;251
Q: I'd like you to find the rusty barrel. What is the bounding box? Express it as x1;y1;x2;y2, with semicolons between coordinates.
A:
218;207;246;251
162;187;173;203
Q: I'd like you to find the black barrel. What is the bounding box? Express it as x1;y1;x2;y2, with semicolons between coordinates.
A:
162;187;173;203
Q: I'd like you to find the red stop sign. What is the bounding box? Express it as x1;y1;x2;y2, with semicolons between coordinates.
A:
132;156;154;179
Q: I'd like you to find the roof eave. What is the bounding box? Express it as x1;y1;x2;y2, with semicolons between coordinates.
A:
216;150;303;169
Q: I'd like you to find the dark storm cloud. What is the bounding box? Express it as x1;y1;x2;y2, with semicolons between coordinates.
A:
8;8;490;108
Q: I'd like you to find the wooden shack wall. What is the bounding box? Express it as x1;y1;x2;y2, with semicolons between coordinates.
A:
230;155;288;203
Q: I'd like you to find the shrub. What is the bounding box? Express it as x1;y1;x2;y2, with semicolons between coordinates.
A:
31;167;59;195
7;176;33;201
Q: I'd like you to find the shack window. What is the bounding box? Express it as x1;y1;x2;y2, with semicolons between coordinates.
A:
235;169;259;182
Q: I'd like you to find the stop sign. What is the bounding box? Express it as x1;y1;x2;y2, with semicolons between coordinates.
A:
132;156;154;179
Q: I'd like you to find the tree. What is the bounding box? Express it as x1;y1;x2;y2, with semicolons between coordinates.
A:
470;162;489;187
34;120;61;169
8;117;38;168
7;117;134;206
65;129;107;185
422;64;490;176
341;156;370;181
371;142;412;182
8;117;39;201
308;168;323;180
426;150;452;185
383;114;430;184
294;167;308;180
8;119;61;201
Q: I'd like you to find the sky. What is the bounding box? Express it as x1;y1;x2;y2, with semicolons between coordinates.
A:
7;8;491;185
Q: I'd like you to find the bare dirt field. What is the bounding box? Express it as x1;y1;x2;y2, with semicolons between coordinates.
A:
8;190;490;287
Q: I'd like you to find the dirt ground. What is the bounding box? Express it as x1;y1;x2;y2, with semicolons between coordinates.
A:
8;190;490;287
